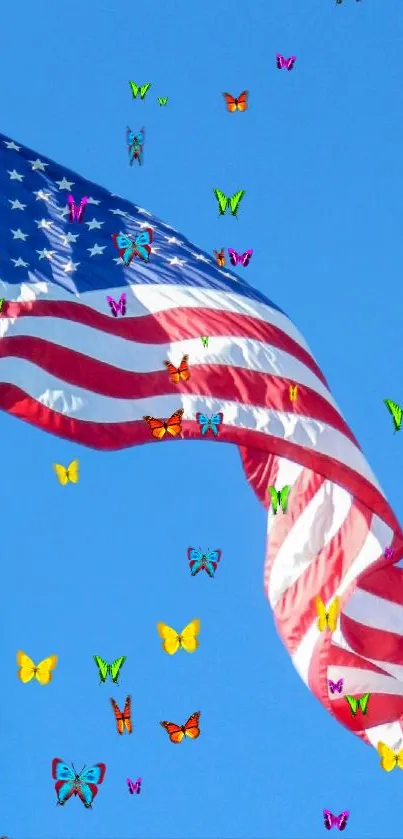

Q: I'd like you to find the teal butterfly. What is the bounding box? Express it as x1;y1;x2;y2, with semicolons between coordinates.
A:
345;693;370;716
213;189;245;218
93;655;126;685
157;96;168;105
384;399;403;432
268;485;291;514
129;82;151;99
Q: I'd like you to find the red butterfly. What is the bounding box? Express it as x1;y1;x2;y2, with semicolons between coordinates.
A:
164;354;190;384
110;696;132;735
160;711;201;743
143;409;184;440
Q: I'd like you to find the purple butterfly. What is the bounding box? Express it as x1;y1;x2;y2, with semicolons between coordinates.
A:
67;194;88;223
228;248;253;267
127;777;141;795
276;54;296;71
384;547;395;560
107;293;127;317
323;811;349;831
328;678;344;694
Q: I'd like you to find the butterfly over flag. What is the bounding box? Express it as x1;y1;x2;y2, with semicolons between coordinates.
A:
157;96;168;105
110;695;132;735
157;619;200;654
164;354;190;383
384;399;403;432
276;54;296;70
213;248;226;267
384;546;395;560
289;384;298;402
378;741;403;771
188;547;222;577
222;91;248;112
107;293;126;317
315;596;340;632
67;194;88;223
213;189;245;218
268;485;291;514
196;412;223;436
111;229;152;266
228;248;253;267
323;811;349;831
52;758;106;808
17;651;58;685
160;711;201;743
345;694;370;716
328;678;343;694
143;409;183;440
200;336;209;348
53;459;79;485
126;126;145;165
93;655;126;685
129;82;151;99
127;777;142;795
0;298;4;313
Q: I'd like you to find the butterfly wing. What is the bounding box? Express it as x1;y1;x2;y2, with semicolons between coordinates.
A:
93;655;109;683
129;82;139;98
286;57;296;70
203;549;222;577
165;408;184;437
327;597;340;632
140;83;151;99
75;782;98;808
241;249;253;267
196;412;211;435
279;484;291;513
268;486;279;514
80;764;106;786
110;656;127;684
323;810;334;830
276;54;285;69
229;190;245;217
127;777;135;794
111;233;136;266
222;93;237;113
160;720;185;743
345;695;358;715
143;415;166;439
110;697;125;734
54;779;75;805
201;337;209;348
107;297;119;317
235;90;248;111
67;459;79;484
123;695;133;733
187;547;204;575
16;650;36;683
228;248;238;266
384;399;403;432
314;596;327;632
53;463;69;486
378;741;397;771
213;189;228;216
183;711;201;739
203;412;223;436
359;693;370;714
180;618;200;653
335;679;344;693
328;680;336;694
336;812;349;831
35;654;58;685
133;228;153;262
397;748;403;769
157;622;181;655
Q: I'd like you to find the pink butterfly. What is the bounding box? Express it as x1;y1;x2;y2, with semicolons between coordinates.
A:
384;547;395;560
328;678;343;694
67;194;88;223
276;54;296;71
228;248;253;267
126;777;141;795
323;810;349;831
107;293;126;317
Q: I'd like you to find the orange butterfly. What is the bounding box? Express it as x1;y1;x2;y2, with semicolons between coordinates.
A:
143;408;184;440
213;248;225;267
110;695;132;735
222;91;248;113
164;354;190;384
160;711;201;743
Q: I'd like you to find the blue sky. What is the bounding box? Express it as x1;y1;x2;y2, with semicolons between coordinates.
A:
1;1;403;838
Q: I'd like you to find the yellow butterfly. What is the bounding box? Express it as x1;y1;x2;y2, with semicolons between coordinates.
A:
157;619;200;655
289;384;298;402
53;459;79;485
315;596;340;632
16;651;58;685
377;741;403;771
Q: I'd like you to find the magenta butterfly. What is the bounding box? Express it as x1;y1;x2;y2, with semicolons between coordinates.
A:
127;777;141;795
384;546;395;560
328;679;343;694
107;293;126;317
228;248;253;267
276;54;296;71
323;811;349;831
67;194;88;223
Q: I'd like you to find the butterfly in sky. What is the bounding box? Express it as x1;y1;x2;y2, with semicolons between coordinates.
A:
323;811;349;831
384;546;395;560
160;711;201;743
276;54;296;70
126;126;145;165
67;194;88;223
377;741;403;771
222;91;248;112
345;694;370;716
17;651;58;685
164;354;190;383
200;336;209;348
228;248;253;267
268;485;291;514
53;459;79;485
289;384;298;402
127;777;142;795
52;758;106;808
196;412;223;437
143;409;184;440
188;548;222;577
157;619;200;654
111;229;152;266
384;399;403;432
107;293;126;317
110;696;133;735
328;678;344;694
213;189;245;218
315;596;340;632
213;248;226;267
93;655;126;685
129;82;151;99
157;96;168;105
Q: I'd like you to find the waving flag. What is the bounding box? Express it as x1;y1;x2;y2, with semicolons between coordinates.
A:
1;131;403;758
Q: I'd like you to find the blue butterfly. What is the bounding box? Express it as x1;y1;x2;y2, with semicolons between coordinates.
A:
126;126;145;165
52;758;106;808
187;548;222;577
111;229;153;266
196;412;223;437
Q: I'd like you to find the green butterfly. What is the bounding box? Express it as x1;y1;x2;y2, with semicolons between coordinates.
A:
93;655;127;684
213;189;245;218
0;299;4;312
157;97;168;105
384;399;403;432
268;485;291;514
129;82;151;100
345;693;370;716
201;336;209;348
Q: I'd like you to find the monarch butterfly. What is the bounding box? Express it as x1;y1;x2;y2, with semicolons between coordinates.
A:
213;188;245;218
110;696;132;735
160;711;201;743
143;409;184;440
129;82;151;99
315;596;340;632
289;384;298;402
213;248;226;267
268;485;291;514
157;619;200;654
53;459;79;485
164;354;190;383
377;741;403;771
222;91;248;112
384;399;403;432
17;651;58;684
345;693;370;716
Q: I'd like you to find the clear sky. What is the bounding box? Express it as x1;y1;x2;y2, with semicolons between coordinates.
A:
1;1;403;838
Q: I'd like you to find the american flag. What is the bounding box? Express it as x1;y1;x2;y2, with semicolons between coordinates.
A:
1;131;403;758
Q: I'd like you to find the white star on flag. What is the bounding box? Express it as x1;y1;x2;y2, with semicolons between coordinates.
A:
61;232;79;245
86;219;104;231
87;244;106;257
35;219;53;230
36;249;55;260
29;159;48;171
56;177;74;190
63;260;79;273
3;140;20;150
12;257;29;267
34;190;51;202
11;229;29;241
8;170;24;181
9;199;26;210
